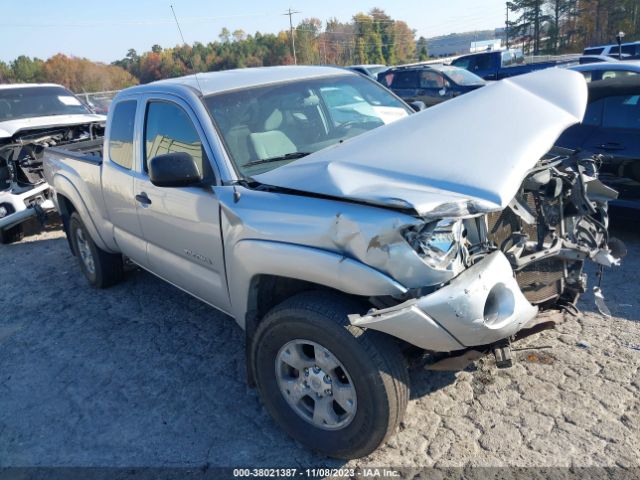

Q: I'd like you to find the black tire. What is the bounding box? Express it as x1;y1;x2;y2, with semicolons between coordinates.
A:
252;291;409;459
0;225;24;244
68;212;123;288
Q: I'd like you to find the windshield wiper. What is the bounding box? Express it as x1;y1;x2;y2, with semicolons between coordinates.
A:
243;152;310;167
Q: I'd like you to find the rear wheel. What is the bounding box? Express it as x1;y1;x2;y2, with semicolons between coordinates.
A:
252;291;409;459
68;212;123;288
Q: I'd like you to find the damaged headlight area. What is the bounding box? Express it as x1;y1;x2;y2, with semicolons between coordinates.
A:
403;218;466;270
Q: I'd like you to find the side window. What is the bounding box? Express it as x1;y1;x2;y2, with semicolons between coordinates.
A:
601;70;638;81
602;95;640;130
144;101;208;175
474;54;495;71
583;98;604;126
108;101;137;169
584;47;604;55
419;71;444;89
580;71;593;82
452;57;471;70
390;71;419;89
380;71;394;87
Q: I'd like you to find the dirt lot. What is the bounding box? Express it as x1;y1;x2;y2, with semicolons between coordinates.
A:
0;220;639;471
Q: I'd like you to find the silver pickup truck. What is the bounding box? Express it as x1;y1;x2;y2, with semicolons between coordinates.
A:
43;66;621;459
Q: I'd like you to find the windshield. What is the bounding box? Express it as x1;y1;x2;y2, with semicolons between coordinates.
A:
440;67;486;86
205;74;411;176
0;86;91;122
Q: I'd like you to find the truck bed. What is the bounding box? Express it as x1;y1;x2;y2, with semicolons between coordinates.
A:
43;137;110;248
46;138;103;165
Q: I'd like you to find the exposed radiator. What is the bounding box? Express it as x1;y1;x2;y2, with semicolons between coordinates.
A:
486;194;566;305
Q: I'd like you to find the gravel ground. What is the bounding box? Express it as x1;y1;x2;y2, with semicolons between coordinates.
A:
0;219;639;471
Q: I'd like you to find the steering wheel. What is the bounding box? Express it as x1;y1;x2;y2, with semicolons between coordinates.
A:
335;118;383;134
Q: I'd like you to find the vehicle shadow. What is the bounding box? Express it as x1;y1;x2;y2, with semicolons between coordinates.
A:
408;368;457;400
19;211;63;237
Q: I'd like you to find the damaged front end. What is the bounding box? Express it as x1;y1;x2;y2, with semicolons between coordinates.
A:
0;123;103;240
350;148;622;357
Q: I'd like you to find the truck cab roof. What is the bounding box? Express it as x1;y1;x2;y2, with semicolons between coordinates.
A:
121;66;355;98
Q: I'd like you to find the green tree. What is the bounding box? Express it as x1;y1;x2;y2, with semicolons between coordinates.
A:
219;28;231;43
296;18;322;64
508;0;548;54
232;29;246;42
10;56;44;82
0;61;12;82
417;37;429;61
370;8;396;64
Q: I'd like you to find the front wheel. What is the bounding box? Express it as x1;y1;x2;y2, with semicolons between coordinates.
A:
252;291;409;459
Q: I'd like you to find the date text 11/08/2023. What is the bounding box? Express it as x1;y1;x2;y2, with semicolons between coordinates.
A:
232;468;401;478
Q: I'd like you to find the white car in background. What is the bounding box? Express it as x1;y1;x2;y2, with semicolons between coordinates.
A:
0;83;105;243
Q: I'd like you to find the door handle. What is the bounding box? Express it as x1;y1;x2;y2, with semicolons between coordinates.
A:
135;192;152;206
597;142;625;151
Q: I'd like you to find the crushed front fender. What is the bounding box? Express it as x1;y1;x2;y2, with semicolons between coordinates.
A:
349;251;538;352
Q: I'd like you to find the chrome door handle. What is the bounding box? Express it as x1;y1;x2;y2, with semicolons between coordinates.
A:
135;192;152;206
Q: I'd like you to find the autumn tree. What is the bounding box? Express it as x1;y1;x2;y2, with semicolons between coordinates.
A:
41;54;137;91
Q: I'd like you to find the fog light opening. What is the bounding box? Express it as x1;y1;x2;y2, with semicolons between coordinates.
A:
483;283;516;327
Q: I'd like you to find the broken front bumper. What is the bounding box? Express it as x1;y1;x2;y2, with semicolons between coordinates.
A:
349;251;538;352
0;184;54;230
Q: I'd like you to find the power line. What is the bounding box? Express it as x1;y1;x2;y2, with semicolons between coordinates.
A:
0;12;276;28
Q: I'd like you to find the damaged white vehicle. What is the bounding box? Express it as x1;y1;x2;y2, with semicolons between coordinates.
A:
0;84;105;243
43;66;622;459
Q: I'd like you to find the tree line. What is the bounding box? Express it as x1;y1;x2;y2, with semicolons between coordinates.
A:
0;9;418;91
508;0;639;54
113;8;418;83
0;54;138;92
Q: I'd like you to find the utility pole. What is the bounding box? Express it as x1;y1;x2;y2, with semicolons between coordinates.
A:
283;8;300;65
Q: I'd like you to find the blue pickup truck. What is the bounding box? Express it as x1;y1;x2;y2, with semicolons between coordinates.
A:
451;49;576;80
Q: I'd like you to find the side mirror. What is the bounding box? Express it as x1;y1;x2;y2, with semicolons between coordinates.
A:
438;88;447;96
148;152;203;188
409;101;426;112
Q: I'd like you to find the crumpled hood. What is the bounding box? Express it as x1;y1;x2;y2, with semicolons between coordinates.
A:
0;113;106;139
254;69;588;218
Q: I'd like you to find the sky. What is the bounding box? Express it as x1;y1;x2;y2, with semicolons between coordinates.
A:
0;0;507;63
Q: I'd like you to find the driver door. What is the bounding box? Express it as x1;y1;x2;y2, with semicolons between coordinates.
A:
133;96;230;312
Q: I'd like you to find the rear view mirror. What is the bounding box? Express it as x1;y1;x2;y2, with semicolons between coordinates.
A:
149;152;203;188
410;101;427;112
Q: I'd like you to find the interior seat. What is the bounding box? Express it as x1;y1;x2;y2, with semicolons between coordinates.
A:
249;130;297;160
